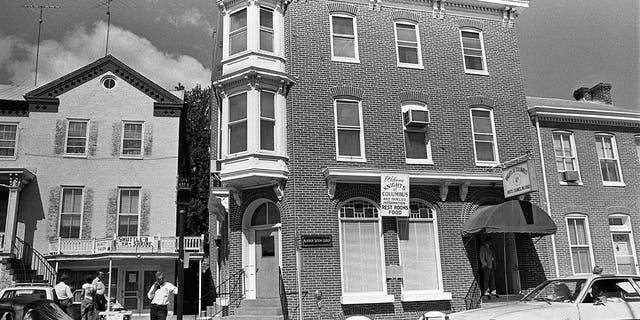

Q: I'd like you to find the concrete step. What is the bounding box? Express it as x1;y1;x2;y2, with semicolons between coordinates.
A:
234;306;283;316
239;298;281;308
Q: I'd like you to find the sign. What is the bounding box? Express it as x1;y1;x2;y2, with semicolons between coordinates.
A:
301;234;332;248
502;160;537;198
380;173;410;217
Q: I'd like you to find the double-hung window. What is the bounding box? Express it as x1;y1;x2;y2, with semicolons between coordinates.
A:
595;134;623;185
402;104;431;164
229;8;247;55
228;93;248;154
0;124;17;158
330;15;359;62
566;216;594;274
394;22;422;68
635;135;640;163
121;122;143;157
259;7;274;52
65;120;89;155
59;187;83;238
552;131;580;182
470;108;498;165
260;91;276;151
459;28;487;74
335;100;364;161
118;188;140;237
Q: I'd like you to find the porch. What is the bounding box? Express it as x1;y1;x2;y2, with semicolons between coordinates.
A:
48;235;205;255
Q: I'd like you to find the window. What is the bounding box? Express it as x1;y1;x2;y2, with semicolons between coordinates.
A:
398;201;441;293
65;120;89;155
259;7;274;52
101;76;116;89
228;93;248;154
459;28;487;73
339;199;385;295
553;131;580;182
121;122;143;157
595;134;623;185
229;8;247;55
566;216;593;274
609;215;638;275
635;135;640;163
118;188;140;237
335;100;364;161
402;104;431;163
260;91;276;151
251;202;280;226
470;108;498;165
330;15;359;62
0;124;17;158
59;188;83;238
394;22;422;67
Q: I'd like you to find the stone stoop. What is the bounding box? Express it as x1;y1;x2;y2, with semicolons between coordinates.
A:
226;298;284;320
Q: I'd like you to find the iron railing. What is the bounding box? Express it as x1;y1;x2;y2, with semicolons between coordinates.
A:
14;237;56;286
279;267;289;320
464;270;482;310
212;268;245;317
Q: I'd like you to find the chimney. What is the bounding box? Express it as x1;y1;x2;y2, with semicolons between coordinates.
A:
572;83;612;105
572;87;591;101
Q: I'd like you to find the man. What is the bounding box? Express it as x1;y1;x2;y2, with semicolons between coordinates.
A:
479;236;499;299
54;274;74;316
147;271;178;320
91;271;107;311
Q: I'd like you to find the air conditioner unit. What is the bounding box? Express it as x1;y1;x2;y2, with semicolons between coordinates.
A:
561;170;580;182
403;109;430;127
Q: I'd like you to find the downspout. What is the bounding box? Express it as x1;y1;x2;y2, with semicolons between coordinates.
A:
535;117;560;277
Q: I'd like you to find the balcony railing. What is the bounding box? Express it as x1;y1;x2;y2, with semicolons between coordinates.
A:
48;235;204;255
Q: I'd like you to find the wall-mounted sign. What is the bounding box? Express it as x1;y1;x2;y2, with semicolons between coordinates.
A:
502;160;537;198
380;173;410;217
301;234;333;248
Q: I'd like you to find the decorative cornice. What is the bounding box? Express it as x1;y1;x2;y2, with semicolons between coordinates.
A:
457;18;485;30
327;2;358;15
0;100;29;117
467;96;495;108
445;1;502;14
529;106;640;128
391;10;421;23
153;103;183;117
330;86;364;100
399;91;429;104
214;68;296;98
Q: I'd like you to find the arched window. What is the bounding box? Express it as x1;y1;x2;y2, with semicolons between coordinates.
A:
339;199;384;295
251;202;280;226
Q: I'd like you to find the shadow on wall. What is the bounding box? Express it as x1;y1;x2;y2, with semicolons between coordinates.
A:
17;177;45;247
515;234;547;291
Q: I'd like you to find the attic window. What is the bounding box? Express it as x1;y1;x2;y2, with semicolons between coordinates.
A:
102;76;117;89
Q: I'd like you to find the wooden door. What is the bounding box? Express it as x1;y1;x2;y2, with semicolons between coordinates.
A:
255;229;279;298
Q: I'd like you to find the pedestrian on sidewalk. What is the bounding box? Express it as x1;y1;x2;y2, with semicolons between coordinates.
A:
480;236;499;299
81;275;97;320
147;271;178;320
91;271;107;312
54;274;74;316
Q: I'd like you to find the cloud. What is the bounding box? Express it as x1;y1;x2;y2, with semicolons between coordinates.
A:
0;21;210;89
156;8;213;34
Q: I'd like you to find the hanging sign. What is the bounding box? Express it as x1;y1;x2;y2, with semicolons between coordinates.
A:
380;173;410;217
502;160;537;198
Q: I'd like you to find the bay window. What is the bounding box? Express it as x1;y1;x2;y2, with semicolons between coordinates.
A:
229;8;247;55
228;93;248;154
259;7;274;52
260;91;275;151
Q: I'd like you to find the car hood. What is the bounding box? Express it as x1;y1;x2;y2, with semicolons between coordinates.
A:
449;302;576;320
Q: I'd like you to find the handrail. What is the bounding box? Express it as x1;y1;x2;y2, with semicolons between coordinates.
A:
14;237;56;286
279;267;289;320
464;270;482;310
211;268;245;317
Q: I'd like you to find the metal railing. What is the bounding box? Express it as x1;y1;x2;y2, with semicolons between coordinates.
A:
464;270;482;310
212;268;245;317
48;235;205;255
279;267;289;320
14;237;56;286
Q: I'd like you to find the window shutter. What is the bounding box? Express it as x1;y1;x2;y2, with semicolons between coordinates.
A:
81;188;93;239
47;187;61;241
106;189;118;237
140;190;151;236
144;123;153;156
111;122;122;157
88;121;99;156
54;120;66;155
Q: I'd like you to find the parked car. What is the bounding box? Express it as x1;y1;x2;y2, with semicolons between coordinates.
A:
0;295;73;320
448;273;640;320
0;286;55;301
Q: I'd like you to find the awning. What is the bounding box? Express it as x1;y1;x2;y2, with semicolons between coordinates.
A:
462;200;557;237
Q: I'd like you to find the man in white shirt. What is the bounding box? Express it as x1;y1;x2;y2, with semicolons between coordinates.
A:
54;274;74;316
91;271;107;311
147;271;178;320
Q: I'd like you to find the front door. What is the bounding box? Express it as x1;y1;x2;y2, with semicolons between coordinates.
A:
493;233;521;295
255;228;279;298
123;269;156;313
612;233;638;274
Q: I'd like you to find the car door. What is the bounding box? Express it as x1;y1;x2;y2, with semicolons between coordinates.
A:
577;278;640;319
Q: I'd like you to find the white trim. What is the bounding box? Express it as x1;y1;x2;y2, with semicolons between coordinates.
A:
226;91;249;156
64;119;90;157
258;6;275;54
116;187;142;237
608;214;640;275
259;90;277;152
0;122;19;160
227;6;249;58
394;21;423;69
329;13;360;63
401;103;432;163
595;133;625;186
323;167;503;185
635;135;640;164
469;107;499;166
340;293;394;305
120;121;144;159
565;215;595;275
58;186;85;239
401;291;452;302
552;130;582;184
334;99;366;162
459;28;488;74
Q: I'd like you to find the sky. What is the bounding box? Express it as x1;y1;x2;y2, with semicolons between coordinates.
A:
0;0;637;110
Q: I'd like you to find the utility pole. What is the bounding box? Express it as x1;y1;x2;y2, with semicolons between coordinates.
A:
22;5;62;86
176;177;191;320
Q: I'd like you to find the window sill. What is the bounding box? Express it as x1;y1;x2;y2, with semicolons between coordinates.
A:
331;57;360;64
120;155;143;160
465;70;490;76
0;156;17;161
475;161;498;167
559;181;583;186
603;181;626;187
406;159;434;165
337;156;367;163
397;63;424;70
63;154;88;158
401;291;452;302
341;293;394;305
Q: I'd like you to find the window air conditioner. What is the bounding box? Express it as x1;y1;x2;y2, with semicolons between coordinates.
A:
403;109;430;127
561;170;580;182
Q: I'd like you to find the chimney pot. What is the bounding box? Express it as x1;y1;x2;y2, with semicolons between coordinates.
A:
590;82;612;104
573;87;591;101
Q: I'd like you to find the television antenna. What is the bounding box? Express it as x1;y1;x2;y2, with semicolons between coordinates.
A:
22;4;63;86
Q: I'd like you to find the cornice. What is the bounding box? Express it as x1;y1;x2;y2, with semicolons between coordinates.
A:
213;68;296;98
217;0;292;14
529;106;640;128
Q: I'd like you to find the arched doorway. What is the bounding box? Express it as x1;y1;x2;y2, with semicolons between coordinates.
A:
242;200;282;299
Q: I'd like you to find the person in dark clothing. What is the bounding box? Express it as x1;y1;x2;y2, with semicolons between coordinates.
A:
480;236;499;299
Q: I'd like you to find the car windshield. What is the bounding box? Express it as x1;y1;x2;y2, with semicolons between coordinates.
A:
30;302;74;320
523;279;586;303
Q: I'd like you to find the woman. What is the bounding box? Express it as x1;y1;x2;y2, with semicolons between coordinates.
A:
80;275;96;320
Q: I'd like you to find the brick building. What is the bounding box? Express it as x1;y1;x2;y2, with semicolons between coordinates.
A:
528;83;640;278
209;0;556;319
0;55;204;315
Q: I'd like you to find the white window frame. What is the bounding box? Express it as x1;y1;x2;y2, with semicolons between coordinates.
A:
334;99;366;162
259;90;276;152
469;107;499;166
565;215;595;275
329;13;360;63
228;7;248;57
402;103;432;164
0;122;18;160
58;186;84;239
258;6;275;53
459;28;488;75
338;198;393;304
64;119;89;157
397;200;451;301
595;133;625;186
608;214;640;275
116;187;142;237
552;131;582;185
394;21;423;69
635;135;640;164
227;91;249;156
120;121;144;159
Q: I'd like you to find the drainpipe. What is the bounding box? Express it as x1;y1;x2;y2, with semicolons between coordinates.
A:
535;117;560;277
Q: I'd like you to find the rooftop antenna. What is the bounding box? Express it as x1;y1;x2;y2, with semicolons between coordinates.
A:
22;4;62;86
98;0;113;56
